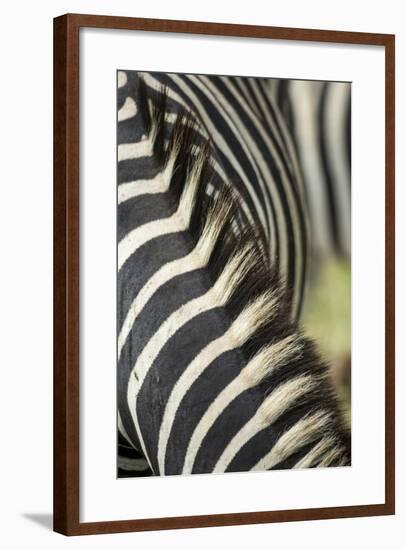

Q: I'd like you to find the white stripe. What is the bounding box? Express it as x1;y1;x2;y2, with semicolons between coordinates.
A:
289;80;334;256
268;79;279;96
118;161;174;204
317;444;345;467
251;410;331;471
139;73;267;242
117;410;133;448
218;76;305;309
117;137;219;205
181;334;300;474
118;96;138;122
118;88;253;236
213;375;315;473
234;77;262;119
181;370;246;474
118;136;153;162
128;249;250;398
127;285;220;466
293;436;335;469
127;249;252;467
118;456;150;471
118;156;236;359
118;154;200;271
118;71;127;88
247;79;284;152
118;216;222;360
219;77;307;321
118;211;183;271
139;73;257;234
159;294;279;474
118;248;201;359
258;78;305;200
158;332;236;474
193;75;273;241
253;77;307;206
324;82;351;257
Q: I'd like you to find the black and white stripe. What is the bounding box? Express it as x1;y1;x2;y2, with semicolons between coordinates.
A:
267;79;351;260
117;72;350;476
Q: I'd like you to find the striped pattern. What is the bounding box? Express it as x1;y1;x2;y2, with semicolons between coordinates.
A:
117;71;350;477
267;79;351;259
117;433;152;478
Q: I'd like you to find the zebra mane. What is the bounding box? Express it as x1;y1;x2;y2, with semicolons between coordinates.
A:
130;79;351;472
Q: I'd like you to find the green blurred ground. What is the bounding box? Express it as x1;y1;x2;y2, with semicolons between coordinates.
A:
302;259;351;428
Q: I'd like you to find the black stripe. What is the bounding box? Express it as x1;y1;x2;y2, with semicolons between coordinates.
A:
137;308;231;474
118;267;209;448
165;347;246;475
148;73;269;248
117;232;194;333
319;83;341;253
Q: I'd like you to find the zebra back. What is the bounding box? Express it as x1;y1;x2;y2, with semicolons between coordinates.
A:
267;78;351;260
117;72;350;476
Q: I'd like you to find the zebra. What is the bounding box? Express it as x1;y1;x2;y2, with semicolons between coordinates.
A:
267;78;351;262
266;79;352;417
117;70;351;477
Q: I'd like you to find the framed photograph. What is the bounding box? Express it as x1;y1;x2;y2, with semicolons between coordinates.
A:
53;13;395;535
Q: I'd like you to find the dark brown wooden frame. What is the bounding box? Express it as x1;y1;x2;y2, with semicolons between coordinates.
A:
54;13;395;536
